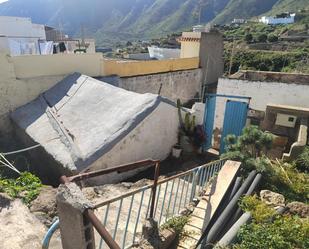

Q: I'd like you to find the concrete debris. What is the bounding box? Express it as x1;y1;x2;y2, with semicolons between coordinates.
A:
11;73;179;183
260;190;285;207
133;218;176;249
0;198;47;249
286;201;309;218
30;186;57;226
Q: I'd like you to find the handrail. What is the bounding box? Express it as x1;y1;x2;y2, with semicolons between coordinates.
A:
85;209;121;249
93;158;225;209
65;159;160;183
94;159;226;249
57;159;227;249
59;158;161;249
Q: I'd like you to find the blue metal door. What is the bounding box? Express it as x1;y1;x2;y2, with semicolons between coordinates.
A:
220;100;249;154
203;96;216;150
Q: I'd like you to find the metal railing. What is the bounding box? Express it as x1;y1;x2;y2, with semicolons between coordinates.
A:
93;159;227;249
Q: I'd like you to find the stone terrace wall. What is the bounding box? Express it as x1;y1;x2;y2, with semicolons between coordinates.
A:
118;68;203;103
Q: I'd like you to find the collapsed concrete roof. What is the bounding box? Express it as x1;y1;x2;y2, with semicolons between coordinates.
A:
11;73;174;173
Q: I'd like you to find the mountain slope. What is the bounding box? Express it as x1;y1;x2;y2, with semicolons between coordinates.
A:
0;0;229;36
0;0;308;45
267;0;309;15
212;0;279;24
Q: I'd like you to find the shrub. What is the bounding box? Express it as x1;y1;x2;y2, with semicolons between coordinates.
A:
235;216;309;249
295;146;309;173
239;195;276;223
264;160;309;203
0;172;42;205
244;33;253;43
267;34;278;42
221;125;273;174
161;215;190;236
257;33;267;43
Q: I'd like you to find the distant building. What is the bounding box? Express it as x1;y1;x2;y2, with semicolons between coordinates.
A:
259;13;295;25
193;24;212;33
232;18;247;24
148;46;180;60
45;26;67;41
0;16;46;55
0;16;96;56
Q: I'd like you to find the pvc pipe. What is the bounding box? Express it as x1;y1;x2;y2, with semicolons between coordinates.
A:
218;173;262;240
196;171;257;249
215;212;252;248
208;176;243;231
245;173;262;195
42;218;60;249
228;177;243;201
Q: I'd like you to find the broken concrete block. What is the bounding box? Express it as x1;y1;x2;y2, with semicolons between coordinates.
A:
260;190;285;207
286;201;309;218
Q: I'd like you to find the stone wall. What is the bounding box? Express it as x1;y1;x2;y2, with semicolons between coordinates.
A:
118;69;203;103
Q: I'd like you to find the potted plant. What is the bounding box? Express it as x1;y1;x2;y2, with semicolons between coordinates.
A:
176;99;195;154
172;143;182;158
175;99;206;154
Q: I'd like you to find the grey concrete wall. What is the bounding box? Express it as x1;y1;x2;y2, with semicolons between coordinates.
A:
199;31;224;86
118;69;203;103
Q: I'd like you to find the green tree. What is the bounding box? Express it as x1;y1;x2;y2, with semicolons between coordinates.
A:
267;34;278;42
244;33;253;43
221;125;273;173
257;33;267;43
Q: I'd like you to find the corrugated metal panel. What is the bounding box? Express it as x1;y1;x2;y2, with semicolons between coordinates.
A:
220;100;248;154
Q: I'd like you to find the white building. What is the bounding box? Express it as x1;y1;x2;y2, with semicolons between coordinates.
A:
259;13;295;25
232;19;246;24
0;16;48;56
148;46;180;60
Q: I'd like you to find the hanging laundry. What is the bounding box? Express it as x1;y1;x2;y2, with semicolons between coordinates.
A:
59;42;66;52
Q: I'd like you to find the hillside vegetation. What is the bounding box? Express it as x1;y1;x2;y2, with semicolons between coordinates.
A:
0;0;308;45
212;0;279;24
223;11;309;74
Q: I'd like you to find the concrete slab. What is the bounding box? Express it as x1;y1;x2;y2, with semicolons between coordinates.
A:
177;160;241;249
11;73;178;178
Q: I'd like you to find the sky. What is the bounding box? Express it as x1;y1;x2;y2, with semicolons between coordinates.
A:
0;0;8;3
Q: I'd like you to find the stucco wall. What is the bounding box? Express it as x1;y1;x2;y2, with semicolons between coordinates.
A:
88;101;179;184
7;53;198;79
118;69;203;103
10;53;103;78
0;53;65;139
180;42;200;58
0;16;45;39
102;57;199;77
0;53;200;140
214;77;309;134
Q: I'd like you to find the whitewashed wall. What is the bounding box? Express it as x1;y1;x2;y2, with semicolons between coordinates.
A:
215;77;309;132
88;102;179;184
0;16;46;39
